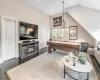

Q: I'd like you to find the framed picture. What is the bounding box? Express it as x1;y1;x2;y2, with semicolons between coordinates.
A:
69;26;78;40
53;16;62;27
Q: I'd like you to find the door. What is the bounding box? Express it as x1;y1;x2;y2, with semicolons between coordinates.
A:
2;18;16;61
38;26;47;49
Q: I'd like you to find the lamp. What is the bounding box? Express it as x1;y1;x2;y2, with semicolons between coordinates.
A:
62;1;69;31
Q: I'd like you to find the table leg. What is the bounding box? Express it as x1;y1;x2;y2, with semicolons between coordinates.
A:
48;46;52;53
87;73;89;80
53;49;56;51
64;65;66;79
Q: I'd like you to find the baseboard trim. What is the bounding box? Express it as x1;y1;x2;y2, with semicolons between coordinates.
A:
39;47;48;55
0;47;48;64
0;60;3;64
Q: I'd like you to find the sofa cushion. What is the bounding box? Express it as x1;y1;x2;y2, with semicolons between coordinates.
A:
94;48;100;65
87;48;94;55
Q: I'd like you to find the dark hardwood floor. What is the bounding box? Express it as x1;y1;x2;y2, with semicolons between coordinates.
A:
90;55;100;80
0;58;19;80
0;47;47;80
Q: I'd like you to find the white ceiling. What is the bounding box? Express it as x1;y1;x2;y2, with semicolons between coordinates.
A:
78;0;100;11
24;0;78;15
24;0;100;16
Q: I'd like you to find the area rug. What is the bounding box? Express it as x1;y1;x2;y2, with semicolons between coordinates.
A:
7;51;98;80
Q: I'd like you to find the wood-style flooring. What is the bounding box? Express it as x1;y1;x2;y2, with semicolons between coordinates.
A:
0;51;99;80
90;55;100;80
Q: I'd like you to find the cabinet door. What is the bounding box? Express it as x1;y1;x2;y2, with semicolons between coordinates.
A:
35;42;39;51
38;26;47;49
2;18;16;61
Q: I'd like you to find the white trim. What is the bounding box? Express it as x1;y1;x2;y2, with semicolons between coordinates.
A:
0;58;3;64
0;15;19;62
1;15;18;21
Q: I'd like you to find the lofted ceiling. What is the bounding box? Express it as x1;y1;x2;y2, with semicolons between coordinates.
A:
78;0;100;11
24;0;78;15
24;0;100;15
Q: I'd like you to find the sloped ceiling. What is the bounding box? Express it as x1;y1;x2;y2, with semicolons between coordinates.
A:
67;5;100;41
24;0;100;41
24;0;100;15
24;0;78;15
78;0;100;11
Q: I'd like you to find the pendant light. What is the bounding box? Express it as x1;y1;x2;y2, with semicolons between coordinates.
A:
62;1;69;31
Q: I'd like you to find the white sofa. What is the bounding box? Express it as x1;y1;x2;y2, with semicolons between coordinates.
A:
87;48;94;55
94;48;100;65
88;48;100;65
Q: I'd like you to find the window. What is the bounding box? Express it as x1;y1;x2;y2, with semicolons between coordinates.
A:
52;28;65;40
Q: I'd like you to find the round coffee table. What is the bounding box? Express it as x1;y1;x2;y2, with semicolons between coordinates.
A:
62;56;93;80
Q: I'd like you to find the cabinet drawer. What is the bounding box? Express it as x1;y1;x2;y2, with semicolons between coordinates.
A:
28;52;39;60
28;46;35;53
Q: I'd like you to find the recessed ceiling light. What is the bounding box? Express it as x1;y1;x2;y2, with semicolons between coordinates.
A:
38;0;41;2
70;1;73;3
50;9;52;11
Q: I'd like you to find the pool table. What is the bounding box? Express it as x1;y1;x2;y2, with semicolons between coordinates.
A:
47;41;80;53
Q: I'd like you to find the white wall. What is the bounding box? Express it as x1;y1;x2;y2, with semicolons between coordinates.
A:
0;16;2;63
67;5;100;41
51;13;96;47
38;25;50;49
0;0;50;26
0;0;50;62
0;0;50;47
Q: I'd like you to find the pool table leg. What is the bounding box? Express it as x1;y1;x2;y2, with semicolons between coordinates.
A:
53;49;56;51
48;46;52;53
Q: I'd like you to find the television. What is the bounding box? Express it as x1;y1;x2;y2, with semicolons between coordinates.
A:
20;22;38;40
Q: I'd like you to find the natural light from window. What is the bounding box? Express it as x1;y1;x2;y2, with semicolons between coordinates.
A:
52;28;65;40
